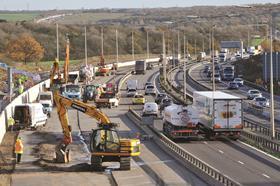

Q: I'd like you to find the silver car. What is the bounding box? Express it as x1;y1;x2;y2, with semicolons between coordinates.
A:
253;96;269;107
145;85;156;95
247;89;262;100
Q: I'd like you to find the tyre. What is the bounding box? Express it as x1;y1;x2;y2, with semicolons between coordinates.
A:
43;119;47;127
91;155;102;171
120;157;131;170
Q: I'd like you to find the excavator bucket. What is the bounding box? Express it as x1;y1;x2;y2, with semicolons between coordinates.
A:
54;143;71;163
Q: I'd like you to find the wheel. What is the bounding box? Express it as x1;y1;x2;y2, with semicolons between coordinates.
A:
109;103;112;109
120;157;131;170
91;155;102;171
43;119;47;127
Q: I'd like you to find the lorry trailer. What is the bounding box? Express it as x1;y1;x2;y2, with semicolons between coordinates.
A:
163;104;199;139
193;91;243;139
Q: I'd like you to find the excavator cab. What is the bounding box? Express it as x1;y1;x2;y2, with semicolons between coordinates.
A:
90;128;120;153
89;124;140;171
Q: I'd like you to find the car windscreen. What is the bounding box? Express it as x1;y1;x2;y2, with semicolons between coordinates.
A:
42;103;50;107
251;90;260;94
100;93;114;99
162;99;172;104
256;97;266;101
66;85;80;92
146;85;154;89
134;95;143;98
40;95;51;100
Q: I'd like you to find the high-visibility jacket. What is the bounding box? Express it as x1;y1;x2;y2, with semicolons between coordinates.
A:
18;85;24;94
15;139;23;154
8;117;15;126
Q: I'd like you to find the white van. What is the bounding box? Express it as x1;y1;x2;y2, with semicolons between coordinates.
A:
14;103;48;129
143;102;158;117
38;91;53;117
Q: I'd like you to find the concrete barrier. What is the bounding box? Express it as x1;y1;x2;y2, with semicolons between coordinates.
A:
0;58;159;144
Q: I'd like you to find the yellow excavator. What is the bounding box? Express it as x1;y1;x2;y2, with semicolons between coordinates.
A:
50;37;140;170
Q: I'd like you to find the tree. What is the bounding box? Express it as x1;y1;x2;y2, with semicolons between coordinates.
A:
6;34;44;65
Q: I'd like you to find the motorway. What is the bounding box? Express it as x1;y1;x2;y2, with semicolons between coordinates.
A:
186;63;280;130
163;63;280;185
11;66;206;186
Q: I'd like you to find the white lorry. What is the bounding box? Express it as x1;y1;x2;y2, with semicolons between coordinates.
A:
38;91;53;117
163;104;199;139
193;91;243;139
14;103;48;129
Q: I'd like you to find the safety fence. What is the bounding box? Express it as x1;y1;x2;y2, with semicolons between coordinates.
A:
127;108;241;186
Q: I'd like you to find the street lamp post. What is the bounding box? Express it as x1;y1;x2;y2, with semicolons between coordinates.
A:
132;31;135;60
163;32;167;84
84;26;88;66
212;25;216;91
270;23;275;139
147;30;149;59
56;23;59;61
183;35;187;101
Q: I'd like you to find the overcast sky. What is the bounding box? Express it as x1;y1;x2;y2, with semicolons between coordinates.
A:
1;0;279;10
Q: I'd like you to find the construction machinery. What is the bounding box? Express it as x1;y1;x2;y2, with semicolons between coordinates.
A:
50;38;140;171
95;55;111;76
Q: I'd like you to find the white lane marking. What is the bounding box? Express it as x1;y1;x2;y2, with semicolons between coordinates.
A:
136;160;173;166
203;141;208;144
238;140;280;162
218;150;224;154
238;161;244;165
262;173;271;179
118;175;145;180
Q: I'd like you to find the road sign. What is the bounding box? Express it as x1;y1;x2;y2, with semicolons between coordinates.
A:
263;52;280;82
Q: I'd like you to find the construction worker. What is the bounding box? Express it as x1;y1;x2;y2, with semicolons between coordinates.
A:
18;84;24;95
14;137;24;163
8;116;15;131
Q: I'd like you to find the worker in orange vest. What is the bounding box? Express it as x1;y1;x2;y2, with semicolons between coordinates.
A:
14;137;24;163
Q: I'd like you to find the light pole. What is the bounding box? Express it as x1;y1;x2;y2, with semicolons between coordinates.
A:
116;29;119;65
56;23;59;61
269;22;275;139
146;30;149;59
183;35;187;101
163;32;167;84
211;25;216;91
84;26;88;66
177;30;180;60
101;27;104;56
132;31;135;60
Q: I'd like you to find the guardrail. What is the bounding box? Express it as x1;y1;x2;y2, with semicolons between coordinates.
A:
163;63;280;154
127;108;241;186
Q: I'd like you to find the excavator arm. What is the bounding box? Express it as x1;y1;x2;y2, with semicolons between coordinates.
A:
53;91;112;162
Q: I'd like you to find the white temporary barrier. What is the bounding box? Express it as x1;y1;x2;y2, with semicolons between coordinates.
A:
0;58;160;144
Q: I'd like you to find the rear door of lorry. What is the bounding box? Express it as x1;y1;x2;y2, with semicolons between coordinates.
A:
213;100;242;130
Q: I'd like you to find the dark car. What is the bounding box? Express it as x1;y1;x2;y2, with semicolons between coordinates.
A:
155;93;167;104
83;85;96;102
203;66;210;73
227;82;239;90
207;71;212;78
160;98;173;111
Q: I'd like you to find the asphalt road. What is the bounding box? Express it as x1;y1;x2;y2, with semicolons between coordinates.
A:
11;66;206;186
164;65;280;185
